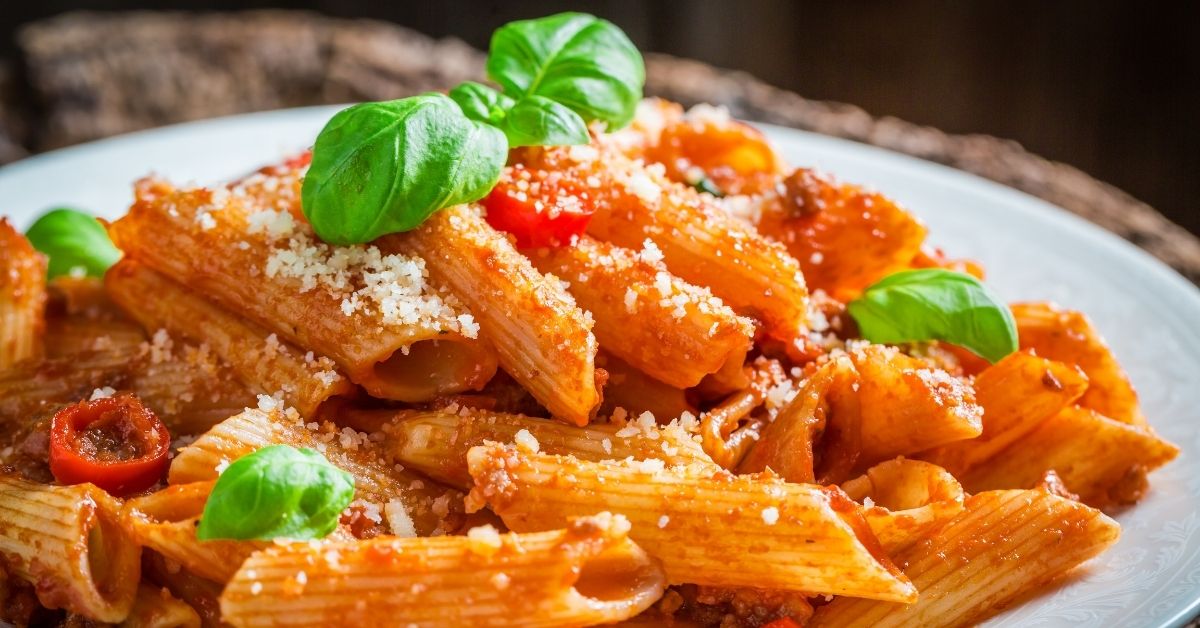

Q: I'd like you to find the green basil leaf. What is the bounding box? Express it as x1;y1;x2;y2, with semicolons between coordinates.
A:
196;445;354;541
500;95;590;147
487;12;644;129
25;208;120;279
301;93;507;245
449;81;514;126
847;269;1018;363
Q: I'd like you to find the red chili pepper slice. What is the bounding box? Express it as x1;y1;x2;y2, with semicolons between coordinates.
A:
481;165;596;248
49;393;170;496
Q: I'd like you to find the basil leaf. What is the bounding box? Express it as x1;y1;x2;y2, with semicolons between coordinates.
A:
449;81;514;126
301;93;507;245
847;269;1018;363
25;208;120;279
691;174;725;197
487;12;644;129
501;95;590;147
196;445;354;541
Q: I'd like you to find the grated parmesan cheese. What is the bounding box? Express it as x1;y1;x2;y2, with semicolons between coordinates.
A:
514;428;540;454
761;507;780;525
88;386;116;401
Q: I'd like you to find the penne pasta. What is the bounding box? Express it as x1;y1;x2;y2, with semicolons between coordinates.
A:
378;406;714;489
959;406;1179;507
1012;301;1146;425
42;314;146;360
107;259;355;417
517;145;810;341
809;489;1121;628
382;204;600;425
840;458;965;554
739;167;929;299
528;235;752;388
109;178;496;402
219;512;666;627
598;352;696;421
739;355;856;482
141;551;225;628
0;219;47;369
170;406;465;536
467;443;916;602
123;482;267;584
848;344;983;464
920;350;1089;475
120;583;202;628
0;474;141;621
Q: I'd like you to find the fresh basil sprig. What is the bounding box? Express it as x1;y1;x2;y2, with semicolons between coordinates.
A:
301;94;507;245
488;12;645;130
25;208;121;279
847;269;1018;363
302;12;644;245
196;445;354;541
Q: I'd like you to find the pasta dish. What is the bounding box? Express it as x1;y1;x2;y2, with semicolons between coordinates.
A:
0;12;1179;628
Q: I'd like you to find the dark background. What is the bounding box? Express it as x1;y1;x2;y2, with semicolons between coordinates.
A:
2;0;1197;235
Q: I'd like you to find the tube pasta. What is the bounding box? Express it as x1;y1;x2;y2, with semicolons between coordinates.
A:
0;475;141;621
467;443;916;602
378;407;714;489
518;145;809;340
120;583;202;628
746;167;928;299
123;482;266;583
170;407;464;536
849;344;983;464
382;204;600;425
42;315;146;360
809;489;1121;628
0;220;47;369
959;406;1179;507
920;350;1088;475
739;356;856;482
219;512;666;628
107;259;355;416
840;458;965;554
598;352;696;421
109;178;496;402
0;329;252;437
528;236;752;388
1012;301;1146;425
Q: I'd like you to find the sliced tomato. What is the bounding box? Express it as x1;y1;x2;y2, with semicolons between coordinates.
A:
481;165;595;248
49;393;170;496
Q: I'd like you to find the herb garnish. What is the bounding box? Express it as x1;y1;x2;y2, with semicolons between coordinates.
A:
196;445;355;541
25;208;120;279
301;12;644;245
847;269;1018;363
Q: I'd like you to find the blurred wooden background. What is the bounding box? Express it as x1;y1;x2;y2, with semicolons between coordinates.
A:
0;0;1195;236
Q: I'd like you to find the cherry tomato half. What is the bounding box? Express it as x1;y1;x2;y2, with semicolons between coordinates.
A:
481;165;596;249
49;393;170;496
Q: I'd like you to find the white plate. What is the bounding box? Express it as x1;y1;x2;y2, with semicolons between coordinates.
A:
2;106;1198;628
